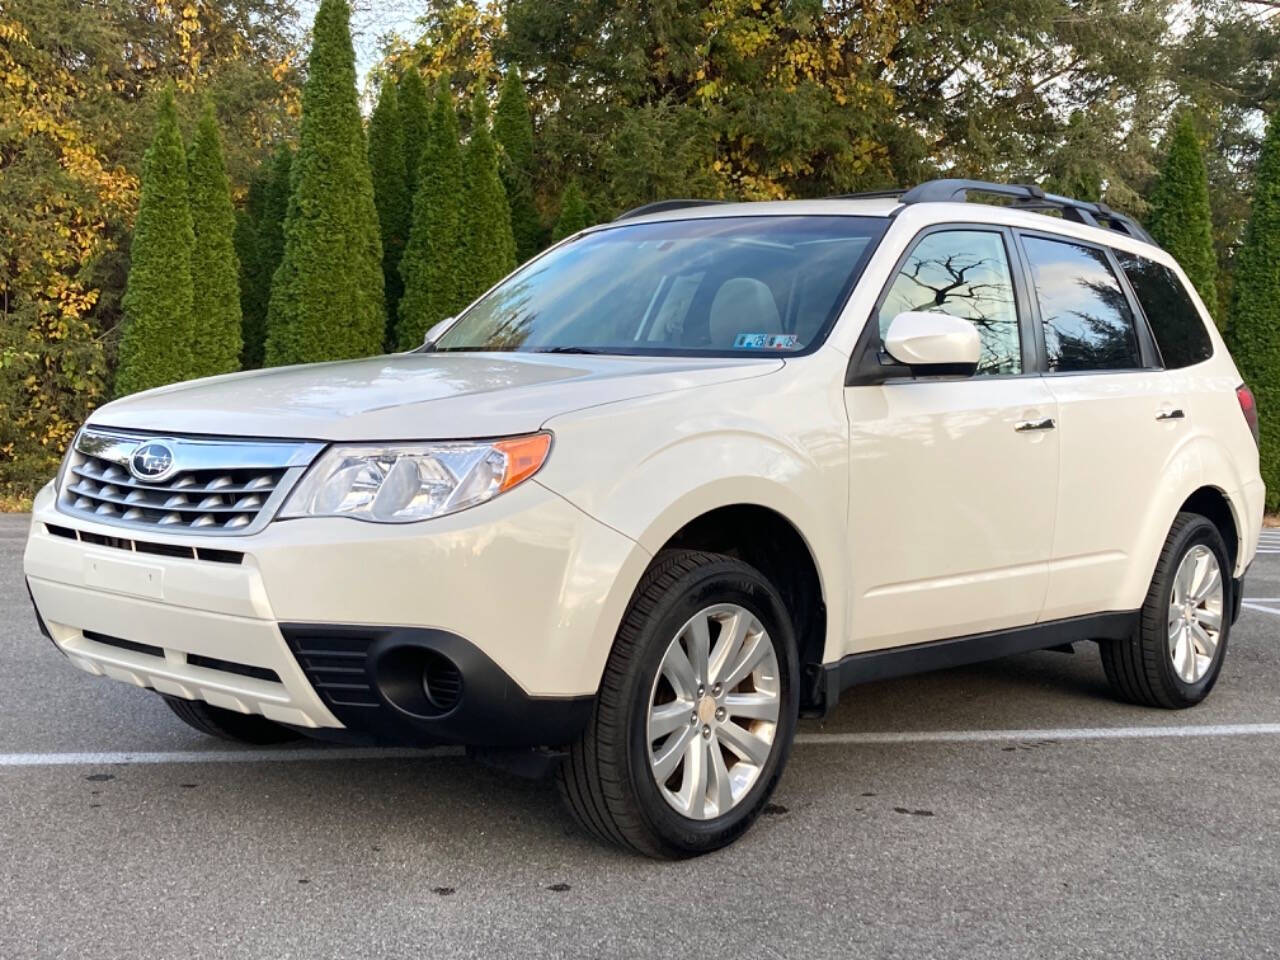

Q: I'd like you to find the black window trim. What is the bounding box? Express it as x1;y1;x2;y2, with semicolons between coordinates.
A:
846;222;1039;386
1109;247;1216;371
1012;227;1161;376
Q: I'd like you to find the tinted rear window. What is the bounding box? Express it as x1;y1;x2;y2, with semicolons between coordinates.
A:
1114;252;1213;369
1021;235;1142;372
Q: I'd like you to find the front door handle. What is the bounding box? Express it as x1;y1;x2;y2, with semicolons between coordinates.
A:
1156;408;1186;421
1015;417;1056;432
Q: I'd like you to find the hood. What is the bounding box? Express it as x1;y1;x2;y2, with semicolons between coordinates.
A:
88;352;783;441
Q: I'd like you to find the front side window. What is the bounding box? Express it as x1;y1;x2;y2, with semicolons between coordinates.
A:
434;216;886;356
1022;235;1141;373
1114;251;1213;369
878;229;1021;375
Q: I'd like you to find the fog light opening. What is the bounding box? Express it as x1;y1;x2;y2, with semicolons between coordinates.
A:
422;654;463;712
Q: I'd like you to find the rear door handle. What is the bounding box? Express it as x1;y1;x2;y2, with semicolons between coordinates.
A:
1015;417;1056;432
1156;408;1185;421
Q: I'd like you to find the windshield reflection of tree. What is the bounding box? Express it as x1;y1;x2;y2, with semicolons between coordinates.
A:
1043;276;1137;371
897;253;1017;374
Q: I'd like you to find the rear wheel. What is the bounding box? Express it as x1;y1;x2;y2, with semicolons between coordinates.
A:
1101;512;1232;709
161;695;301;745
558;550;799;858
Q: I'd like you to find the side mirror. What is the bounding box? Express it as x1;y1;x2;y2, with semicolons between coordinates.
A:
422;317;453;349
883;311;980;377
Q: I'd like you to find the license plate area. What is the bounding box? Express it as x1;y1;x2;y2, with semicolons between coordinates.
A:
83;554;165;600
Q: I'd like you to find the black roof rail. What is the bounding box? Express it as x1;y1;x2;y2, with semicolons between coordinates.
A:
613;199;728;221
898;178;1156;245
827;188;908;200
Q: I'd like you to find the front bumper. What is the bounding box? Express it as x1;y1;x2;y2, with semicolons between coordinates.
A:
23;479;648;746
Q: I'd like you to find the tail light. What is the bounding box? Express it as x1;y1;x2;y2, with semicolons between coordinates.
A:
1237;383;1260;448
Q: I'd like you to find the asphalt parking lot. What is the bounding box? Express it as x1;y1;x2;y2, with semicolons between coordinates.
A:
4;512;1280;959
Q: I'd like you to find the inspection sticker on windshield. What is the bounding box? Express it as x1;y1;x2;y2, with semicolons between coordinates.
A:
733;333;798;350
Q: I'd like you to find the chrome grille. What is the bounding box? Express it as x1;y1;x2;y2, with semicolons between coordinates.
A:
58;428;324;536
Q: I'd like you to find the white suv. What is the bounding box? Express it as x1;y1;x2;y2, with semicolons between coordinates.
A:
24;179;1264;857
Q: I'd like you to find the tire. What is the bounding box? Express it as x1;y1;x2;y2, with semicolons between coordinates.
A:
161;695;301;745
558;549;800;858
1100;512;1233;709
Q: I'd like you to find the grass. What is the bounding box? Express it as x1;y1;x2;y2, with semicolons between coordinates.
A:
0;494;34;513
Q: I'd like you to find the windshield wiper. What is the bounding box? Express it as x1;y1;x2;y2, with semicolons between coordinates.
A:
530;346;610;355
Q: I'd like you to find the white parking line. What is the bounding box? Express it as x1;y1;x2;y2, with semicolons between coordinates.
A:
0;746;462;767
795;723;1280;745
5;724;1280;767
1242;602;1280;616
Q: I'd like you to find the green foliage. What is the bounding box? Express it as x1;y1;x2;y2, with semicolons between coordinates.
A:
368;79;411;343
239;145;292;368
397;67;431;185
458;92;516;305
397;81;466;348
115;87;196;396
1149;113;1220;323
552;180;591;242
1228;113;1280;511
494;69;542;261
187;98;243;379
264;0;384;366
233;172;266;358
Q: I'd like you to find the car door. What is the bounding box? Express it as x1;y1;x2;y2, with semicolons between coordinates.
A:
1015;231;1177;620
844;225;1060;653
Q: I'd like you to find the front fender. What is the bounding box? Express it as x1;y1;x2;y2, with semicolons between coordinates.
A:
537;354;851;664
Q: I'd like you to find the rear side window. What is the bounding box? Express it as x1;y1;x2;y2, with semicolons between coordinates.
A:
1114;252;1213;369
1021;235;1141;373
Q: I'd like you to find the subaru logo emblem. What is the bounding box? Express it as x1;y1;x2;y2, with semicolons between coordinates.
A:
130;441;176;482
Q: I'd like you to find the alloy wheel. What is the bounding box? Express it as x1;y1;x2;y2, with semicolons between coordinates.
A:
646;603;781;820
1167;544;1224;684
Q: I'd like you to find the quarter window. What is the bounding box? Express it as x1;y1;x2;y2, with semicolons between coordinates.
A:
1114;251;1213;369
878;230;1021;375
1022;235;1142;372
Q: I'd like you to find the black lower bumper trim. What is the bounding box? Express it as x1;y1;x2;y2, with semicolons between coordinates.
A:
280;623;593;748
25;578;61;653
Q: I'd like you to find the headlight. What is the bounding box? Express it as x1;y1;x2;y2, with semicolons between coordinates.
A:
279;433;552;523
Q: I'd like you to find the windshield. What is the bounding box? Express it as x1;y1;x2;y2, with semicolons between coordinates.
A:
433;215;887;356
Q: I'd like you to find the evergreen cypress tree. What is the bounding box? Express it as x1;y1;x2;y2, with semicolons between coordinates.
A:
458;92;516;305
1228;112;1280;510
398;67;431;186
397;80;465;349
115;86;195;396
233;172;266;354
494;69;541;262
368;79;411;344
264;0;384;366
1149;113;1219;323
241;145;292;368
552;179;591;242
187;97;243;379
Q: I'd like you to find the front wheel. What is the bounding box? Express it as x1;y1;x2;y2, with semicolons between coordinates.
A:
1101;512;1232;709
558;550;799;858
161;695;302;745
